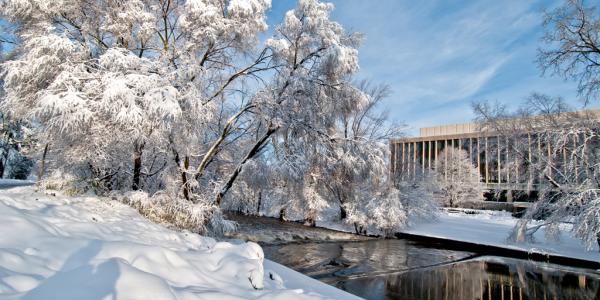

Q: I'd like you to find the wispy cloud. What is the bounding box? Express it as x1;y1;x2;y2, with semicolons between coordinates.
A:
267;0;586;135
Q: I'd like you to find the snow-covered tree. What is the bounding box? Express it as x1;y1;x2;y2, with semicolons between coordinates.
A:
336;165;439;236
538;0;600;103
533;0;600;250
213;0;365;206
474;95;600;250
396;172;439;225
222;73;410;231
434;147;485;207
468;0;600;251
342;182;437;237
0;26;32;180
0;112;33;179
2;0;409;234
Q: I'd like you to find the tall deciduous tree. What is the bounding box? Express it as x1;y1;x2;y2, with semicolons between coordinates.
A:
474;95;600;250
1;0;411;233
538;0;600;103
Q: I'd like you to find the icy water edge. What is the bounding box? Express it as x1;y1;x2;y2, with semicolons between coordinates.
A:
227;214;600;300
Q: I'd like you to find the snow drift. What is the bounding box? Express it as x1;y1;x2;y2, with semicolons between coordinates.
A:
0;185;353;299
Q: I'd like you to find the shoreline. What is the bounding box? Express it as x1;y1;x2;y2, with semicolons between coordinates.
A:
396;231;600;270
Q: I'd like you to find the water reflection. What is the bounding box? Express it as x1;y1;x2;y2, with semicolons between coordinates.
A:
262;239;474;282
340;257;600;300
263;240;600;300
235;215;600;300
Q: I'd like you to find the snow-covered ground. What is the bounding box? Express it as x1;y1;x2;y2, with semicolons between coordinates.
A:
0;184;360;300
321;208;600;264
0;179;34;189
226;214;372;244
402;209;600;263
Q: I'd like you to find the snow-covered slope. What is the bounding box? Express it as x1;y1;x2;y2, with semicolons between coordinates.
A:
0;185;359;300
318;208;600;264
402;209;600;263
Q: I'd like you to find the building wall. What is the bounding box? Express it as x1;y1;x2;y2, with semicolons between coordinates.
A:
391;135;511;185
390;132;552;199
391;109;600;201
419;122;478;137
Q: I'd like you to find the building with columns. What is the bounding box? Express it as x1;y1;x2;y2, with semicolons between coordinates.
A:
389;109;600;202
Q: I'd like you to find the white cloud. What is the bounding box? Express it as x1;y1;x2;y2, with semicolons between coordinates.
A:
322;0;579;132
267;0;580;134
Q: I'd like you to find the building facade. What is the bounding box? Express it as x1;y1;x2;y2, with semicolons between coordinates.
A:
389;109;600;202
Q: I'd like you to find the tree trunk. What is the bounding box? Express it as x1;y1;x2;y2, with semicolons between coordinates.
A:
256;191;262;215
37;143;49;181
181;156;190;200
194;104;255;181
279;208;286;221
337;191;347;219
340;205;347;220
215;125;278;206
168;137;190;201
132;143;144;191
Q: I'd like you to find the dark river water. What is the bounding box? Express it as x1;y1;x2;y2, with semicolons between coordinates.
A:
227;214;600;300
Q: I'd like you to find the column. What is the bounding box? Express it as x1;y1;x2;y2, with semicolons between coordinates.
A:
444;139;448;180
434;140;438;169
413;141;417;179
477;137;481;180
428;140;432;170
407;142;412;180
538;135;542;185
485;137;489;184
421;141;425;174
469;138;473;179
392;142;397;175
506;137;510;184
458;138;462;178
497;136;501;184
402;142;406;181
528;133;532;186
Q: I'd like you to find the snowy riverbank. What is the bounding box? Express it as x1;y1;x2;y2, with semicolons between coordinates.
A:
320;208;600;265
402;209;600;264
0;185;360;299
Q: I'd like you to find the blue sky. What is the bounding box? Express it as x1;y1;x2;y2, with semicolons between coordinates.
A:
266;0;596;135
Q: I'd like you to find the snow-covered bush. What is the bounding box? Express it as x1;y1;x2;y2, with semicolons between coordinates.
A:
40;171;89;196
366;188;407;236
434;147;485;207
397;172;440;225
341;176;439;237
118;190;236;235
301;173;330;226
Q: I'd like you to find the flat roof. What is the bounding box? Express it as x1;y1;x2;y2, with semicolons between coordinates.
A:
391;108;600;143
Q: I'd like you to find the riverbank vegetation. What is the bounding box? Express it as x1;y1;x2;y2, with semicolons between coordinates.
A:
0;0;437;237
1;0;599;249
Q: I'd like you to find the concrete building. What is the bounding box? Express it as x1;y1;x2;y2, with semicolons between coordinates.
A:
389;109;600;202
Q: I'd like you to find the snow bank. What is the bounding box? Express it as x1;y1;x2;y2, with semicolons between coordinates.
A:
0;185;356;299
0;179;35;189
226;214;371;245
318;208;600;264
402;209;600;263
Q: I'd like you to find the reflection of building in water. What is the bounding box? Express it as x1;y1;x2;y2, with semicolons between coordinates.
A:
389;109;600;202
382;258;599;300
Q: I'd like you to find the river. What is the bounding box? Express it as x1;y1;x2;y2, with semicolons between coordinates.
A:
226;214;600;300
